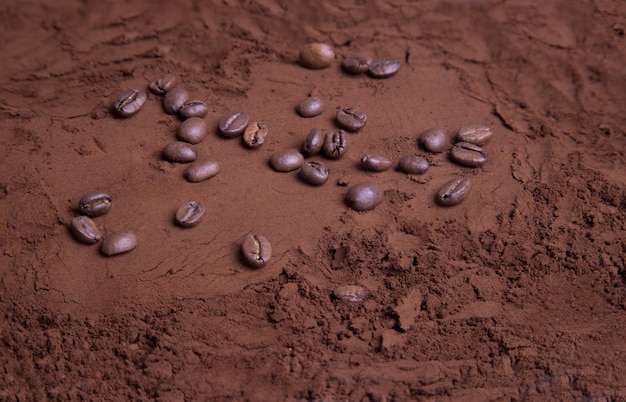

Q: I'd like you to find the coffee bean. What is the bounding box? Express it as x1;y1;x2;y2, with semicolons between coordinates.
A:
368;57;401;78
101;230;137;256
296;96;324;118
436;177;471;206
342;55;373;74
450;142;488;167
300;161;330;186
162;87;189;115
333;285;367;302
112;89;146;117
70;216;101;244
336;106;367;132
241;234;272;268
179;100;208;119
177;117;207;144
162;142;197;163
269;149;304;172
322;130;348;159
345;182;383;211
457;125;494;146
298;43;335;69
218;111;250;138
149;74;176;95
184;159;220;183
175;201;205;228
78;192;112;218
418;127;449;153
360;154;393;172
397;155;430;174
301;128;325;157
242;122;268;148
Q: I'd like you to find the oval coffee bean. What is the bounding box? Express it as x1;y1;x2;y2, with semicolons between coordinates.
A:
101;230;137;256
298;43;335;69
436;177;472;206
112;89;146;117
333;285;367;303
241;234;272;268
368;57;401;78
70;216;101;244
184;159;220;183
301;128;325;157
450;142;488;167
78;192;112;218
269;149;304;172
342;55;373;74
175;201;205;228
360;154;393;172
177;117;207;144
242;122;268;148
218;111;250;138
296;96;324;118
418;127;449;153
322;130;348;159
457;125;494;146
148;74;176;95
162;142;197;163
179;100;209;119
397;155;430;174
300;161;330;186
336;106;367;132
162;87;189;115
345;182;383;211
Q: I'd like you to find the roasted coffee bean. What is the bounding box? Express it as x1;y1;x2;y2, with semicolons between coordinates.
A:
269;149;304;172
241;234;272;268
175;201;205;228
242;122;268;148
333;285;367;302
218;111;250;138
162;87;189;115
322;130;348;159
78;192;112;218
184;159;220;183
360;154;393;172
70;216;101;244
436;177;472;206
301;128;325;157
300;161;330;186
101;230;137;256
296;96;324;118
397;155;430;174
342;55;373;74
457;125;494;146
177;117;207;144
450;142;488;167
368;57;401;78
345;182;383;211
179;100;209;119
149;74;176;95
419;127;449;153
162;141;197;163
336;106;367;132
298;43;335;69
112;89;147;117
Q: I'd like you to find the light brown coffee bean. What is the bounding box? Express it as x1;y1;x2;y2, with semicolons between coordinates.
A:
333;285;367;302
175;201;205;228
419;127;449;153
322;130;348;159
296;96;324;118
218;111;250;138
368;57;401;78
101;230;137;256
301;128;325;157
450;142;488;167
397;155;430;174
162;142;197;163
345;182;383;211
112;89;147;117
457;125;494;146
162;87;189;115
78;192;112;218
336;106;367;132
436;177;472;206
298;43;335;69
241;234;272;268
360;154;393;172
70;216;101;244
269;149;304;172
179;100;208;119
242;122;268;148
184;159;220;183
177;117;207;144
300;161;330;186
342;55;373;74
149;74;176;95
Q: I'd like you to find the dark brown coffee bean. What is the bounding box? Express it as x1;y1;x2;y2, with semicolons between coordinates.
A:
436;177;472;206
368;58;401;78
336;106;367;132
296;96;324;118
301;128;325;157
418;127;449;153
345;182;383;211
457;125;494;146
70;216;101;244
360;154;393;172
162;142;197;163
300;161;330;186
342;55;373;74
241;234;272;268
162;87;189;115
218;111;250;138
333;285;367;302
184;159;220;183
112;89;146;117
78;192;112;218
322;130;348;159
450;142;488;167
298;43;335;69
175;201;205;228
149;74;176;95
397;155;430;174
101;230;137;256
242;122;268;148
269;149;304;172
179;100;208;119
177;117;207;144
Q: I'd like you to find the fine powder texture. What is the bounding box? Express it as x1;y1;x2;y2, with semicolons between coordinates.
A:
1;1;625;400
